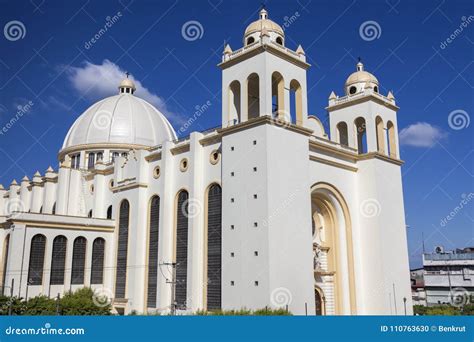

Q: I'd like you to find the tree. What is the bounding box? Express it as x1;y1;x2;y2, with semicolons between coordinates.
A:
60;288;111;315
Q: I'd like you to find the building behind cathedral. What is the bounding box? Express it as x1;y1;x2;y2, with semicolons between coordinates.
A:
0;9;412;315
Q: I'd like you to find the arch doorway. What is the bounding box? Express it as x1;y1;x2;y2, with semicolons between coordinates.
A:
311;183;356;315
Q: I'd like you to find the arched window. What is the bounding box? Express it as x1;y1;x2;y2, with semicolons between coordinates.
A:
50;236;67;285
375;116;385;154
88;153;95;169
91;238;105;284
71;237;87;284
229;81;241;125
387;121;397;158
290;79;302;125
374;86;378;93
147;195;161;308
175;190;189;308
2;235;10;291
246;36;255;45
107;205;113;219
271;72;285;119
52;203;56;215
39;206;43;214
206;184;222;310
354;117;367;154
247;73;260;119
27;234;46;285
115;200;130;298
337;122;349;146
276;36;283;45
88;210;93;218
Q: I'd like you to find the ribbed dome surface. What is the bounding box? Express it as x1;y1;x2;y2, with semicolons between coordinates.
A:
62;94;177;149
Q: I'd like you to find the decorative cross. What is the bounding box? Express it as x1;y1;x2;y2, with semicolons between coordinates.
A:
125;71;130;78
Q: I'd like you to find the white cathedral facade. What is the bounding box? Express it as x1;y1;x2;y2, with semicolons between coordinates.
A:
0;9;413;315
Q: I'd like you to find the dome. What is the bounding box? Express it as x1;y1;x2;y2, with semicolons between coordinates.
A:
344;61;379;95
244;8;284;46
245;9;284;36
62;85;177;150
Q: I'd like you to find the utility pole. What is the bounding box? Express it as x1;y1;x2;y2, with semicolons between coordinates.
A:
56;293;60;315
161;262;177;315
8;278;14;316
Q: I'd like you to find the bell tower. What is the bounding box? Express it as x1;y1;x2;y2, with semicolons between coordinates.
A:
219;8;310;128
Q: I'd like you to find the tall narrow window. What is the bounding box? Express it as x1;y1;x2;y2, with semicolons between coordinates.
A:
290;79;303;125
27;234;46;285
71;237;87;284
147;196;160;308
376;116;385;154
52;203;56;215
2;235;10;291
229;81;241;125
247;73;260;119
115;200;130;298
337;122;349;146
50;236;67;285
387;121;397;158
271;72;285;118
354;117;367;154
107;205;113;219
91;238;105;284
175;190;189;309
206;184;222;310
88;153;95;169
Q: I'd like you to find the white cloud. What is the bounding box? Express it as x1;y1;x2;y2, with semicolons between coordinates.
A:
65;59;181;122
399;122;448;147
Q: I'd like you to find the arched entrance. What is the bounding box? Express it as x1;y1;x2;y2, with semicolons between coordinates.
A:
311;183;356;315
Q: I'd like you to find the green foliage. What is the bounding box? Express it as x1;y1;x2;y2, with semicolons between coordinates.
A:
60;288;111;315
0;295;26;315
0;288;111;316
25;296;56;315
461;304;474;315
195;307;291;316
413;305;428;316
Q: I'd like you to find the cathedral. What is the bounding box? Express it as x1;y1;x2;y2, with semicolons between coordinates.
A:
0;9;413;315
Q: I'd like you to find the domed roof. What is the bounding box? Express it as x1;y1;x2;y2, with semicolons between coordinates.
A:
244;8;284;37
345;61;378;86
62;87;177;150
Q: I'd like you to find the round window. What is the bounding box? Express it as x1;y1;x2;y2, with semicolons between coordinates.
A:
210;150;220;165
153;166;161;179
349;86;357;95
180;158;189;172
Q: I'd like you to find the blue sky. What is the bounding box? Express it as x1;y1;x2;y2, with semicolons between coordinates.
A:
0;0;472;268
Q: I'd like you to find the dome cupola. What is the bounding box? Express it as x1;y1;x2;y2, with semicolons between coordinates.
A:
344;59;379;95
61;77;177;154
244;8;285;46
